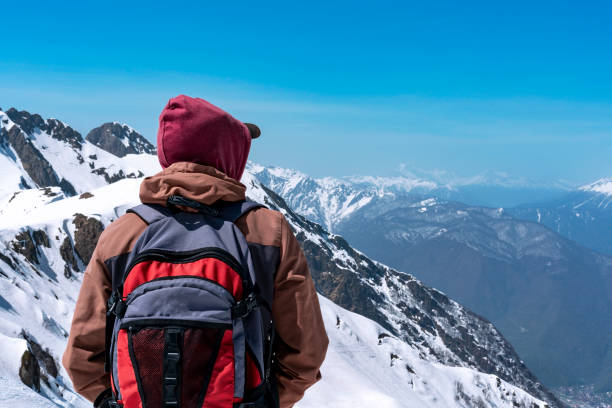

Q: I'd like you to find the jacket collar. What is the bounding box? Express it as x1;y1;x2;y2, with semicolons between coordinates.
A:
139;161;246;206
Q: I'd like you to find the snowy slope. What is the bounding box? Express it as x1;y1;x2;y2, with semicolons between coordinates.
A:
298;296;546;408
0;176;551;408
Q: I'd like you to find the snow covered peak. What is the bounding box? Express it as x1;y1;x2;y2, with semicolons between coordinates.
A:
579;177;612;196
5;107;84;149
0;109;16;130
347;174;441;194
245;162;445;231
86;122;156;157
0;107;160;203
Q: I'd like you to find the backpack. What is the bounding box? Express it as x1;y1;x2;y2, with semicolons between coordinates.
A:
105;195;276;408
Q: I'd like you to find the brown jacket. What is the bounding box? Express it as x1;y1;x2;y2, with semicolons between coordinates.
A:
62;162;328;407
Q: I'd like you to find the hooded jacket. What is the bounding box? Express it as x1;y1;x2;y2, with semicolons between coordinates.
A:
62;162;329;408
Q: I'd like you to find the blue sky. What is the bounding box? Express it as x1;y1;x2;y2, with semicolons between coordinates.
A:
1;1;611;184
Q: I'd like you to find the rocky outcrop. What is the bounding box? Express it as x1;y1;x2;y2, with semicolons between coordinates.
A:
60;237;78;276
22;332;58;378
86;122;155;157
11;230;50;265
12;231;39;264
0;252;15;269
32;230;50;248
6;108;83;149
18;332;59;393
45;118;83;150
91;168;144;184
72;214;104;265
19;349;40;391
2;125;76;196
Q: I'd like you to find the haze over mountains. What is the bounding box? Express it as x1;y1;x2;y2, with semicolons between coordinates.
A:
1;105;609;407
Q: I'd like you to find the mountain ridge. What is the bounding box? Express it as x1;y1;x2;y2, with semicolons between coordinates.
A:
0;107;563;407
250;162;612;400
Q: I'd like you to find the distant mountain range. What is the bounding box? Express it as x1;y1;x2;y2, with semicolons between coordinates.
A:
0;107;563;407
249;164;612;399
507;179;612;256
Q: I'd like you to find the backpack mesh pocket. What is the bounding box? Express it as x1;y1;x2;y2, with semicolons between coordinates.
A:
182;327;225;407
128;325;226;408
130;328;164;407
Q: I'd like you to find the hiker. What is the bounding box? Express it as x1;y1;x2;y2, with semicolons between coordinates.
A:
62;95;329;408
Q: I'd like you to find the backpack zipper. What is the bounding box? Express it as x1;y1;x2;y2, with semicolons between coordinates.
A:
122;247;250;290
121;319;232;331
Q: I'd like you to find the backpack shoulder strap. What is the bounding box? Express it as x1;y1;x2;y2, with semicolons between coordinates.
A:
126;203;173;225
218;199;266;223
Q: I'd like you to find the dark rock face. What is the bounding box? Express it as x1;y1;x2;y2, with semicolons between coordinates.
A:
12;231;39;264
0;252;15;269
19;349;40;391
60;237;78;273
91;167;144;184
32;230;50;248
6;108;83;149
72;214;104;265
6;108;46;135
300;237;392;332
45;118;83;150
22;332;58;378
11;230;50;265
3;126;76;195
86;122;155;157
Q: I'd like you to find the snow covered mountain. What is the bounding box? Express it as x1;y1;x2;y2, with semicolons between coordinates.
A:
248;164;578;228
0;176;557;408
335;195;612;392
0;107;563;407
0;107;159;200
246;163;443;231
581;178;612;196
86;122;156;157
507;178;612;256
247;163;612;403
246;163;572;232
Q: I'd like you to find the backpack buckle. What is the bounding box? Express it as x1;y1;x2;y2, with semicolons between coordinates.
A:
232;293;259;319
107;290;127;318
167;195;220;217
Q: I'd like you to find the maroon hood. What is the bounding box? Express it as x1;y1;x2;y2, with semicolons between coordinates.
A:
156;95;259;181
